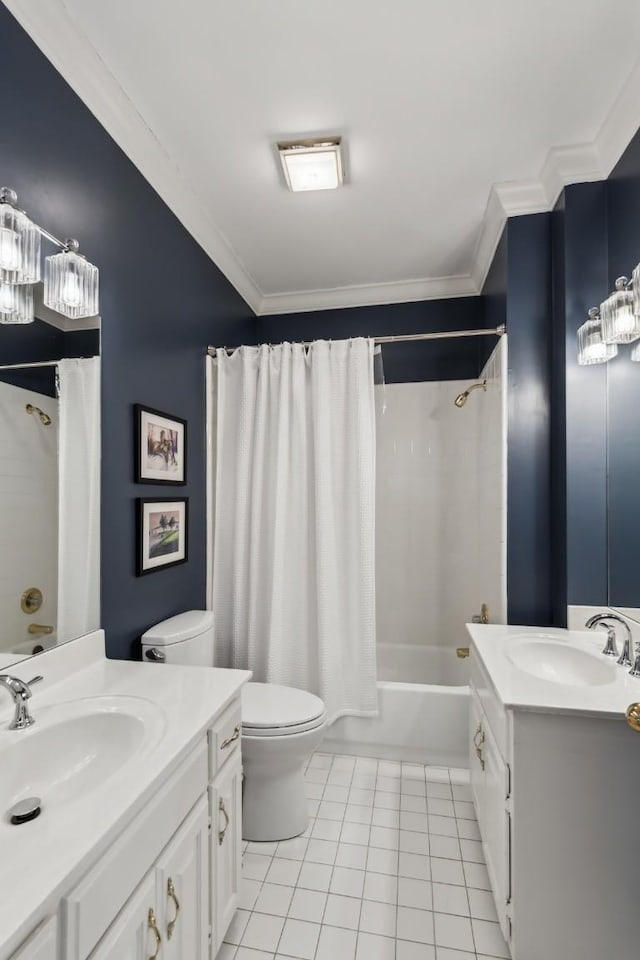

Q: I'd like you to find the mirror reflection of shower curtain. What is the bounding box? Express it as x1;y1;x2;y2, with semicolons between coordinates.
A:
373;344;387;417
57;357;101;642
210;339;378;723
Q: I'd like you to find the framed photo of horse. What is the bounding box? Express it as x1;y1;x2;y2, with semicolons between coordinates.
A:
135;405;186;484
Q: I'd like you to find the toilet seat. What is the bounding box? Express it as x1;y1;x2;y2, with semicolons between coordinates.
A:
242;682;327;738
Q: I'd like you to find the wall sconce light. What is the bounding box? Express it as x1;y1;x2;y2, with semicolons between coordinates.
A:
0;280;34;324
630;342;640;362
578;308;618;365
600;277;640;344
0;187;99;324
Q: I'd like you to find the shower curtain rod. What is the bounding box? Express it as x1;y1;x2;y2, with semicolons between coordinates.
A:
207;324;505;355
0;360;60;371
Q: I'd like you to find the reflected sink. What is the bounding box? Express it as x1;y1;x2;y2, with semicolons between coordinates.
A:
506;638;617;687
0;696;164;821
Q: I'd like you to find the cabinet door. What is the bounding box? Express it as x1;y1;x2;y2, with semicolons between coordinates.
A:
469;688;486;825
12;918;57;960
89;874;158;960
155;796;209;960
481;714;510;936
211;752;242;951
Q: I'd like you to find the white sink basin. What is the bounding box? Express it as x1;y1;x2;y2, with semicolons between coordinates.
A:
506;638;617;687
0;696;164;821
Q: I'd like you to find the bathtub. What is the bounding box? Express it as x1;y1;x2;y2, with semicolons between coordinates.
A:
324;642;470;767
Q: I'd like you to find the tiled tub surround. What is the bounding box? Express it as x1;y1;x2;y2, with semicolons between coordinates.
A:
218;752;509;960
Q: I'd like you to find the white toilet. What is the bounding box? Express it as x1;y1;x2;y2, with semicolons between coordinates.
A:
141;611;327;842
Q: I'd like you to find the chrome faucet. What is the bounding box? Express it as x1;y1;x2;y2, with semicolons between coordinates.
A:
0;675;43;729
585;613;639;674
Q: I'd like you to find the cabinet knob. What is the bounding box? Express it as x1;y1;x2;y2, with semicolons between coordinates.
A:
626;702;640;732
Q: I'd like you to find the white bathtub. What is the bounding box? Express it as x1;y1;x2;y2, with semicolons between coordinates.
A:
324;643;470;767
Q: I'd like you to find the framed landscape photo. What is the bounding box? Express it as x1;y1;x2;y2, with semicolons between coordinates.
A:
135;404;186;484
137;498;188;575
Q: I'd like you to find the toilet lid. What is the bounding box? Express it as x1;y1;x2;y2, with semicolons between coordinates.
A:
242;682;325;731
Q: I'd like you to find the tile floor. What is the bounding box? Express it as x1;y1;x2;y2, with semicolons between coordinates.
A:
217;752;511;960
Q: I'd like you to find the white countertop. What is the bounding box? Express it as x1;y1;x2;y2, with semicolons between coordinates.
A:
466;623;640;717
0;631;250;960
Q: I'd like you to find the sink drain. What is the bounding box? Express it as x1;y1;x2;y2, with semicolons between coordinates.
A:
8;797;41;825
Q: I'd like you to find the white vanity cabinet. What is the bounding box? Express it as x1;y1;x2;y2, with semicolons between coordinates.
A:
8;690;245;960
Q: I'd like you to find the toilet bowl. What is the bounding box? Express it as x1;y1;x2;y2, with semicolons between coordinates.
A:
140;611;327;842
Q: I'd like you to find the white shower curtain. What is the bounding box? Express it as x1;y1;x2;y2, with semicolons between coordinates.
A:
211;338;377;723
57;357;101;643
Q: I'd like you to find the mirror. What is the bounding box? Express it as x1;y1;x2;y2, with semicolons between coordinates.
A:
0;283;100;668
607;349;640;610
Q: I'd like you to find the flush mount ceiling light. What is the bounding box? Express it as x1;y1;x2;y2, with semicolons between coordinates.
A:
278;138;344;192
577;308;618;365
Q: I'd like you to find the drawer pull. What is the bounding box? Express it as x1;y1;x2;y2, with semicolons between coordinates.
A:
473;722;485;771
148;908;162;960
221;724;241;750
218;797;230;845
167;878;180;940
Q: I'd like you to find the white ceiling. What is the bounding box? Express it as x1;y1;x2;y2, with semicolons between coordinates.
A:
7;0;640;314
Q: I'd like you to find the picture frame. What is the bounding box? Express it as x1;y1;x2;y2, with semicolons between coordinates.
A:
135;404;186;484
137;498;189;575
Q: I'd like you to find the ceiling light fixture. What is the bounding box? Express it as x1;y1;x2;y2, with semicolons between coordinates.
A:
278;138;344;193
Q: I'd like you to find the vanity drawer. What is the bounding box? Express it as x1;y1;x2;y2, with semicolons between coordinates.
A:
61;740;207;960
208;697;242;778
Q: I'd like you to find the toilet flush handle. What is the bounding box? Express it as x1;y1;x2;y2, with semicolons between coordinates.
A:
145;648;166;663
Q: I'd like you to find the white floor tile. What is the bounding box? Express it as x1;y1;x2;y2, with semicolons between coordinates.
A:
363;871;398;904
254;883;294;918
309;753;333;770
305;839;338;865
400;779;427;797
374;792;401;811
238;878;262;911
305;769;329;784
305;782;324;800
326;771;353;788
430;858;465;887
367;846;399;876
265;858;302;887
462;861;491;891
235;948;274;960
243;854;272;882
340;821;371;845
241;913;285;953
471;919;511;958
426;781;453;800
401;763;426;780
288;888;327;923
224;909;251;944
247;841;280;856
333;756;357;771
396;940;436;959
397;877;433;911
311;819;342;841
378;760;402;778
324;785;350;804
277;836;309;861
454;801;476;821
432;882;470;916
335;842;368;869
370;825;400;850
434;912;475;952
355;932;396;960
318;800;346;821
372;807;401;828
452;784;473;802
436;950;475;960
427;798;455;818
329;866;365;898
401;792;428;812
307;799;320;818
396;906;435;944
352;772;377;789
468;887;499;922
398;852;430;881
399;829;430;856
428;835;461;861
424;767;450;784
359;899;397;937
377;776;402;794
400;811;429;833
216;942;237;959
349;787;375;806
315;924;357;960
355;757;379;773
297;861;333;892
344;803;373;824
460;839;485;864
324;893;361;929
276;918;319;959
456;819;481;842
427;815;458;838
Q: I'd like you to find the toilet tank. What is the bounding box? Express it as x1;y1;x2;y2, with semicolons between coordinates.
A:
141;610;214;666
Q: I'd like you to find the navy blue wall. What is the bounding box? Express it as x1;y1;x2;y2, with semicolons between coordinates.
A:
0;4;255;659
258;298;493;383
606;128;640;607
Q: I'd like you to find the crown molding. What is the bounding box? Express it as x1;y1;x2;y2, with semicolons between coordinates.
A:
3;0;263;315
258;274;477;315
6;0;640;315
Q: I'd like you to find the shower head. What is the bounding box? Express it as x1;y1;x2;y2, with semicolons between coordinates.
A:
25;403;52;426
454;380;487;408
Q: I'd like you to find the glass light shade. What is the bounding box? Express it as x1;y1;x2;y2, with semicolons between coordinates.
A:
600;278;640;344
0;192;41;284
0;281;34;324
44;247;99;319
577;316;617;365
631;342;640;362
633;262;640;318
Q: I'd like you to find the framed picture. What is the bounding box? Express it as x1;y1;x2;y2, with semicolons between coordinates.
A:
137;498;188;575
135;405;186;484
